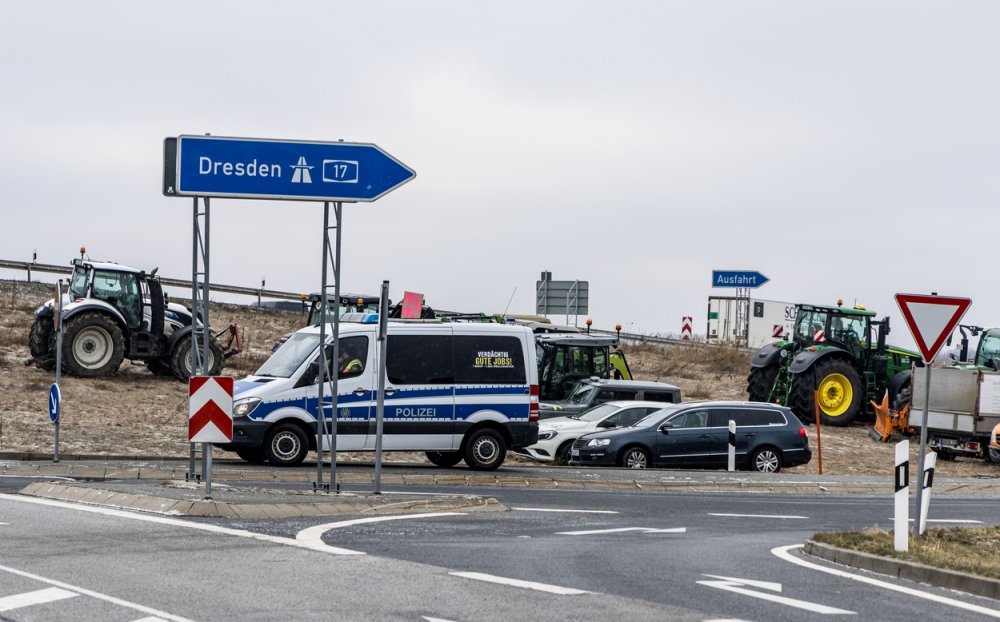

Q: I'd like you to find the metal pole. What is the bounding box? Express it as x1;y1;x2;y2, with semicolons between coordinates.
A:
203;197;212;497
54;279;63;462
330;201;343;490
914;365;932;535
189;196;198;479
316;203;330;488
374;280;389;493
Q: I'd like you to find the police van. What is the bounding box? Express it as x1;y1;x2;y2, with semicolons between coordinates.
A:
219;320;539;470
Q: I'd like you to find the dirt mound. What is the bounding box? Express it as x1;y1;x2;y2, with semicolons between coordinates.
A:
1;278;996;478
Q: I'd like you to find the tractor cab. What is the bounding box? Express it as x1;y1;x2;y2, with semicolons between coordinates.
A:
792;303;874;363
535;333;631;401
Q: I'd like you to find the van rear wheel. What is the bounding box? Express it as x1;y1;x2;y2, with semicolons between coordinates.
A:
463;429;507;471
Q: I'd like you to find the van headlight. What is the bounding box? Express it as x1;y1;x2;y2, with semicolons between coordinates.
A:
537;430;557;441
587;438;611;447
233;398;261;418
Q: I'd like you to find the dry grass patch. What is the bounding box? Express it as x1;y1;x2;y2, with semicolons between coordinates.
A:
813;526;1000;580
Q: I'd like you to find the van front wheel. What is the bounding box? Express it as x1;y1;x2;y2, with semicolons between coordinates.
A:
463;429;507;471
264;424;309;467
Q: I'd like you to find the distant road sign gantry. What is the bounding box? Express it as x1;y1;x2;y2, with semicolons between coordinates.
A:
164;135;415;202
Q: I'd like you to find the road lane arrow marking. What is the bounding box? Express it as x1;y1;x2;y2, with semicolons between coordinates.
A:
697;575;855;615
556;527;686;536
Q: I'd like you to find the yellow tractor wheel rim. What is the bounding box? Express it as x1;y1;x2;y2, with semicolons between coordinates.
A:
818;372;853;417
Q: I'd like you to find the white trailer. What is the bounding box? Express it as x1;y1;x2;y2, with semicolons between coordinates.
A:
910;366;1000;459
707;297;797;349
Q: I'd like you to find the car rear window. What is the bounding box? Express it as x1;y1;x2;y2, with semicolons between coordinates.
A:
643;390;678;403
746;409;786;426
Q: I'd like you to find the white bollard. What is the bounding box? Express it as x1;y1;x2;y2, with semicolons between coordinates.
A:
918;451;937;535
894;440;909;552
727;419;736;472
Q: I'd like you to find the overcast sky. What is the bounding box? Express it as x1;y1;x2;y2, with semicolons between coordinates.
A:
2;1;998;348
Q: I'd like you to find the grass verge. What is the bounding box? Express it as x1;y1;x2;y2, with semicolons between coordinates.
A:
813;526;1000;580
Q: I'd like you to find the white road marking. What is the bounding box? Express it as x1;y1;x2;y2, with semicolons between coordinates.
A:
0;587;77;612
130;618;170;622
0;492;364;556
512;507;619;514
709;513;808;520
296;512;466;548
422;617;457;622
556;526;686;535
697;575;854;615
0;566;193;621
450;571;590;595
702;574;782;592
889;518;985;524
773;544;1000;618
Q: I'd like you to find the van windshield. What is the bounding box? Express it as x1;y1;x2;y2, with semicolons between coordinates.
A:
256;333;321;378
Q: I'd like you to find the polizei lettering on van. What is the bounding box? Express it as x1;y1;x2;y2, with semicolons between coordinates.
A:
198;157;282;178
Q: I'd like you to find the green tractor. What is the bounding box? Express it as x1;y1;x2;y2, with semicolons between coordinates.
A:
746;302;922;426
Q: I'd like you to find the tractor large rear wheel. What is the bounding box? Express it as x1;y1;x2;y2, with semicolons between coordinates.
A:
746;365;779;402
63;312;126;377
789;358;863;426
170;335;224;380
28;316;56;371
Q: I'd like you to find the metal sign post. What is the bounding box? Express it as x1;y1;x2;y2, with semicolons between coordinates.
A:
164;133;414;494
51;279;64;462
316;201;344;493
374;280;390;494
894;293;971;536
190;194;214;496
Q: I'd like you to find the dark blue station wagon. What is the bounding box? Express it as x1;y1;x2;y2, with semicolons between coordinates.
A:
570;401;811;472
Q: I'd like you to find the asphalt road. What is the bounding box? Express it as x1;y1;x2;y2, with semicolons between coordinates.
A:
3;470;1000;621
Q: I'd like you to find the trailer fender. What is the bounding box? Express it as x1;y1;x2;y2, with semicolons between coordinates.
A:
749;343;783;369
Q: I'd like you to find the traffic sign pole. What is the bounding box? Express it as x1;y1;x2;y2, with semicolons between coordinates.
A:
894;292;972;537
53;279;64;462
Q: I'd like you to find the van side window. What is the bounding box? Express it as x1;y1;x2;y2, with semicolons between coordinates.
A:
337;336;369;379
387;335;454;385
454;335;526;384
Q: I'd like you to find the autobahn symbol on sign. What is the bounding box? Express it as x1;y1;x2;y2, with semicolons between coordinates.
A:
894;293;972;363
189;376;234;443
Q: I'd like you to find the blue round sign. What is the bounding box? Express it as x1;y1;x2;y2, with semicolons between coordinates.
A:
48;383;61;423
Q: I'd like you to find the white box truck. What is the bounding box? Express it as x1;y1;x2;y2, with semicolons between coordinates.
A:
707;297;797;349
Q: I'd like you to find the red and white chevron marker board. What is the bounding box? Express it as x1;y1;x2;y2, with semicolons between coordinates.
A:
189;376;234;443
681;316;693;340
895;293;972;363
813;328;825;342
772;325;783;338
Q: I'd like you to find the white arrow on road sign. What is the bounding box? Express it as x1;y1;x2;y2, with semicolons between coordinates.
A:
697;574;854;615
555;527;686;536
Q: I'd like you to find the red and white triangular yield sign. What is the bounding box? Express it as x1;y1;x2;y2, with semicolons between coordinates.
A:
894;293;972;364
189;376;234;443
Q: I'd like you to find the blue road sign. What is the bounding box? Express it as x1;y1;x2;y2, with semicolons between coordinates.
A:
48;383;61;423
166;135;415;202
712;270;770;288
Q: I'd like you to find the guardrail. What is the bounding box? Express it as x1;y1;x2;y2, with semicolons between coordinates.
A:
1;258;748;349
0;258;304;302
